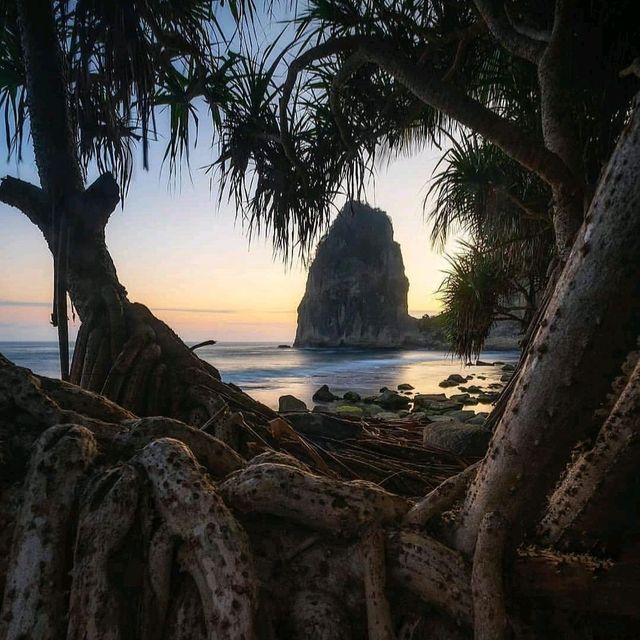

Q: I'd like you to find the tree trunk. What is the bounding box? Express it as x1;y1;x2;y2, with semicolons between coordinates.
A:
454;95;640;556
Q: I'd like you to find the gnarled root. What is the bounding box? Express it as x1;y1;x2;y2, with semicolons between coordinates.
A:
471;512;509;640
362;528;396;640
403;461;479;528
0;425;98;640
220;462;410;536
138;438;258;639
66;465;140;640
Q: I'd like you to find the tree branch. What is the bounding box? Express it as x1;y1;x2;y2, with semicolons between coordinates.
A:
279;35;580;199
357;40;581;196
472;0;546;64
0;176;49;232
330;53;366;152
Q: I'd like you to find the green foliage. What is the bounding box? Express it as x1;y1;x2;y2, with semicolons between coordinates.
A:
438;242;518;361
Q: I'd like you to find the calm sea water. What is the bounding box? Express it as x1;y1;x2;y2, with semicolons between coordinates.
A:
0;341;518;410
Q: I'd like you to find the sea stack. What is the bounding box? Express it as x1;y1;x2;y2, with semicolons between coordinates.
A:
295;202;422;347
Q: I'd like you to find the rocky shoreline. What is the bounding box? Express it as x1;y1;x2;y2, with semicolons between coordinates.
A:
277;360;517;457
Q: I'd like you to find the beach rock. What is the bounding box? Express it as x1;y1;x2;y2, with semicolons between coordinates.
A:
423;422;492;457
363;395;378;404
335;404;364;417
379;387;389;393
312;384;339;402
294;202;434;347
278;394;308;412
450;393;479;406
501;363;516;371
476;360;492;366
397;383;414;390
447;374;466;384
377;390;411;410
444;410;476;422
286;411;363;440
343;390;362;403
467;413;489;426
413;393;447;409
277;344;292;349
477;392;500;403
460;385;483;394
427;400;464;413
500;373;513;382
438;379;459;388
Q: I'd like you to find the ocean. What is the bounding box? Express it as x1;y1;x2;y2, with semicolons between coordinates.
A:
0;341;519;411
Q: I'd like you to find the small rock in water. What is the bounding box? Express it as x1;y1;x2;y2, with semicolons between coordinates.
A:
413;393;448;409
343;390;362;403
277;344;292;349
447;374;467;383
475;360;492;366
492;361;505;366
363;395;378;404
500;373;513;382
397;383;414;390
279;395;308;412
379;386;389;393
501;363;516;371
438;379;459;388
313;384;339;402
377;390;411;410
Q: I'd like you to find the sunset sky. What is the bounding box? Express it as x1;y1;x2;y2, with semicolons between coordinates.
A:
0;10;462;343
0;134;461;342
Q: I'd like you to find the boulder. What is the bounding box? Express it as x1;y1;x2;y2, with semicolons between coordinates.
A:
286;412;363;440
438;379;459;388
500;373;513;382
377;390;411;410
278;395;308;412
343;390;362;403
363;395;378;404
312;384;339;402
423;422;492;457
447;374;466;384
413;393;447;409
501;363;516;371
397;383;414;390
477;392;500;403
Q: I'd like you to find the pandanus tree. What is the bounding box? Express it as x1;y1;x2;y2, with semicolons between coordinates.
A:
3;0;640;638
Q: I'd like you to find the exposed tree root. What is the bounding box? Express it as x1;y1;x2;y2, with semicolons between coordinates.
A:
0;425;98;640
539;357;640;551
362;528;396;640
471;512;509;640
139;438;257;639
3;357;640;639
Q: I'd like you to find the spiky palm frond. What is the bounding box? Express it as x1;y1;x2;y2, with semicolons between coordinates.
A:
0;0;254;192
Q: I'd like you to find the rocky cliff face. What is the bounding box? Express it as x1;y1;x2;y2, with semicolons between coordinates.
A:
295;202;425;348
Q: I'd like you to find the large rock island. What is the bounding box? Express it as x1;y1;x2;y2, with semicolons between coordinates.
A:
295;202;436;348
